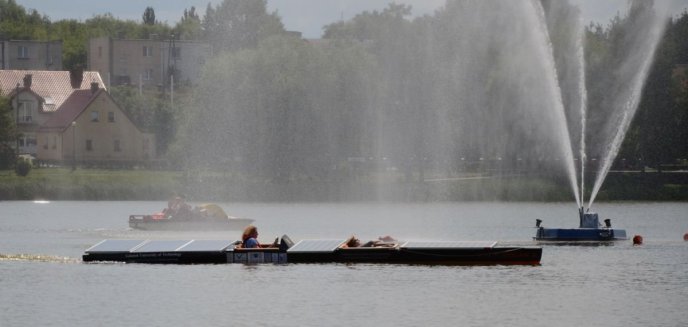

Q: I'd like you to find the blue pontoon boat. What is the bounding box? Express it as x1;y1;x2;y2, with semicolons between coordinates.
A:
534;207;627;242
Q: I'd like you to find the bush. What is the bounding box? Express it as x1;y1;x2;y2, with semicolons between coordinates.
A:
15;158;32;176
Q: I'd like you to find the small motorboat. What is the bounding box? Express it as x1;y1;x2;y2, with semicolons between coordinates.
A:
128;203;253;231
82;236;542;265
534;207;627;242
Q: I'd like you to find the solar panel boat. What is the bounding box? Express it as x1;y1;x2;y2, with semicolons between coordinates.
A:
82;237;542;265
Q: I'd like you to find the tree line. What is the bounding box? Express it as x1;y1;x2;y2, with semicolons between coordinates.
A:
1;0;686;184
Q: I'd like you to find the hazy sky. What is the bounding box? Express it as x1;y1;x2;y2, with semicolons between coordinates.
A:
14;0;688;39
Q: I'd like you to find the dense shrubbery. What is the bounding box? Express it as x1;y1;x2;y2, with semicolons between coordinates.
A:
14;158;31;176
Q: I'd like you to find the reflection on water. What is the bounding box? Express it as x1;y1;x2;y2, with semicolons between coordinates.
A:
0;201;687;326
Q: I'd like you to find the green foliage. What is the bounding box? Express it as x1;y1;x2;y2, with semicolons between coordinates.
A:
0;93;16;169
109;86;178;155
1;0;687;186
0;0;50;39
142;7;156;25
182;34;377;181
174;6;203;39
203;0;284;53
589;9;688;169
14;157;31;176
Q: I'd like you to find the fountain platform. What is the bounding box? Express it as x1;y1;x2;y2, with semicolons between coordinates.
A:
534;209;627;242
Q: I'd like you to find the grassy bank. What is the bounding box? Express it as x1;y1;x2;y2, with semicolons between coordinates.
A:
1;168;686;202
0;168;182;200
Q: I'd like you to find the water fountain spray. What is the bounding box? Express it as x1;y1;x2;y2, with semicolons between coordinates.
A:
531;0;581;208
587;5;668;209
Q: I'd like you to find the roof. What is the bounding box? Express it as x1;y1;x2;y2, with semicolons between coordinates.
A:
0;70;105;112
39;89;101;132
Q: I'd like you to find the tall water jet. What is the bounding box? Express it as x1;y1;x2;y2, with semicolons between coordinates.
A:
575;16;588;207
587;3;669;208
531;0;581;207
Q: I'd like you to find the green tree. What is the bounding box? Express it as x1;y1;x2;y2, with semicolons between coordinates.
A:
175;6;203;39
180;33;378;181
143;7;156;25
202;0;284;53
110;86;177;155
0;0;50;39
0;93;16;169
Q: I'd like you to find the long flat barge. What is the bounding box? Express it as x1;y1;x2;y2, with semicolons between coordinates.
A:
82;238;542;265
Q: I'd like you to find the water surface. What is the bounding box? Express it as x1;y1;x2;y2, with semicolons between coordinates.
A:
1;201;686;326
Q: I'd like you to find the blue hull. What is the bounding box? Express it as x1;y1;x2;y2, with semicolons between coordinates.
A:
535;227;627;241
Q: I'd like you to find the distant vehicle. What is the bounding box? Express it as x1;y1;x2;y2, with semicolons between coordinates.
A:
128;203;253;231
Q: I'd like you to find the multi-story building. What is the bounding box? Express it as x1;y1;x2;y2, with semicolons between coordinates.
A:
1;40;63;70
88;36;211;88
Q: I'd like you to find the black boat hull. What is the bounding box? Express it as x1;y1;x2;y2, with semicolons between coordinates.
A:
82;239;542;266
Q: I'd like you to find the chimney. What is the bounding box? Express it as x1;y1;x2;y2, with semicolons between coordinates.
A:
70;65;84;88
23;74;32;88
90;82;99;95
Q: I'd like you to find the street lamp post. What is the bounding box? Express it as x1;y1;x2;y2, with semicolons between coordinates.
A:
15;84;19;159
71;121;76;171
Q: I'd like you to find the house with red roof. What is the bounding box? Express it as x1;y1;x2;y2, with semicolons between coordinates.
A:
0;70;155;166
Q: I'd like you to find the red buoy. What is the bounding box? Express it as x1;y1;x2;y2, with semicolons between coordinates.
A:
632;235;643;245
683;233;688;241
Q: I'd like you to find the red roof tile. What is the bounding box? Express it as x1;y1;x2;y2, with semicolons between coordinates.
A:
39;89;100;132
0;70;105;112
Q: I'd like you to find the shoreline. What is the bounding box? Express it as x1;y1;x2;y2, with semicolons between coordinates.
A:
1;168;686;202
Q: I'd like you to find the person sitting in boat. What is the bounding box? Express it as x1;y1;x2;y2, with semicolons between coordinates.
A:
342;235;362;248
240;225;278;248
166;195;192;219
361;235;398;247
241;225;261;248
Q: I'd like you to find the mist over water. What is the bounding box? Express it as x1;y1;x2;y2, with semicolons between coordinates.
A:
366;0;587;201
185;0;669;204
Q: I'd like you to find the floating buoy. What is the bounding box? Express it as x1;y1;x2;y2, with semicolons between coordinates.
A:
684;233;688;241
632;235;643;245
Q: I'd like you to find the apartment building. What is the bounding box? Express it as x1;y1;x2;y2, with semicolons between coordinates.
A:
0;40;63;70
88;36;211;88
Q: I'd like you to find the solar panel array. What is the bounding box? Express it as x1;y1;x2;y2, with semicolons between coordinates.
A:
401;241;497;249
85;239;146;253
85;239;238;253
133;240;192;252
287;239;346;253
181;240;238;252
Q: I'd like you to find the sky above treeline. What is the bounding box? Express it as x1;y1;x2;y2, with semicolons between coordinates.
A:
14;0;688;39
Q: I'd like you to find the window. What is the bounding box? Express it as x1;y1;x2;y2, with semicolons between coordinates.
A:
91;111;99;122
143;46;153;57
17;101;33;123
108;112;115;122
98;46;102;58
143;69;153;81
86;140;93;151
114;140;121;152
52;136;57;149
26;135;36;147
19;134;36;148
18;46;28;59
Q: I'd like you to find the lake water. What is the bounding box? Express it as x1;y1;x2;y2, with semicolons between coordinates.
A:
1;201;687;326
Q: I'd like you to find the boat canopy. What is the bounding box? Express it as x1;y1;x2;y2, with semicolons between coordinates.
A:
197;203;229;219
